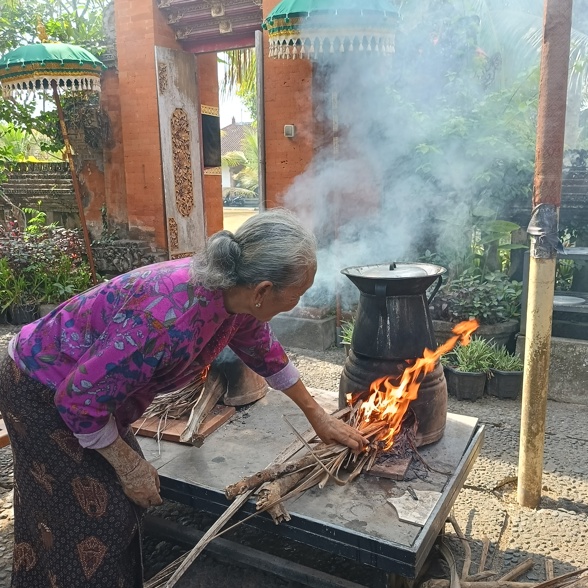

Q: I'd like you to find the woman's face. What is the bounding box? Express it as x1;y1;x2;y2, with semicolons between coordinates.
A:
252;264;316;322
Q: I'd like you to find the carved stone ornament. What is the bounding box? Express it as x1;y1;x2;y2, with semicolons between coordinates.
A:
168;217;180;250
171;108;195;217
158;62;169;94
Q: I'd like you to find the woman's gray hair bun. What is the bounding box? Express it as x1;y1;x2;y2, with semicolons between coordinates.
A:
191;209;317;291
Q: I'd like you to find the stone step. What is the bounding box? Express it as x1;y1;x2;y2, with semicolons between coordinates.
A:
3;182;73;190
3;187;75;195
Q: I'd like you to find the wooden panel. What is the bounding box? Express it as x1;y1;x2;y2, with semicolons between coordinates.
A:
132;405;235;445
155;46;206;257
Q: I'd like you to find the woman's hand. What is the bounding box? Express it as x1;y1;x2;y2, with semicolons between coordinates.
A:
118;458;163;509
96;435;163;509
306;408;368;452
282;379;368;453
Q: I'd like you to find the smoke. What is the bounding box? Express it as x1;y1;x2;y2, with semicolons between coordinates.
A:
280;3;513;310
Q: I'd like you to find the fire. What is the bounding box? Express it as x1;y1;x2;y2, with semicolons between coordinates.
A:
351;319;479;451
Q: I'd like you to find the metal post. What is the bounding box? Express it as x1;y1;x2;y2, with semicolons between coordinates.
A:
52;82;98;285
517;0;572;508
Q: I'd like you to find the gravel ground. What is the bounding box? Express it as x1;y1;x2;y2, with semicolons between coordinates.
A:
1;324;587;587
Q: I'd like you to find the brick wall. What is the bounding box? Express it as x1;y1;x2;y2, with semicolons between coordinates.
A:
100;68;129;235
262;0;315;209
113;0;183;248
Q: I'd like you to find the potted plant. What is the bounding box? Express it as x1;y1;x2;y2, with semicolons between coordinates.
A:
340;319;354;357
0;258;12;324
486;344;524;400
441;337;494;401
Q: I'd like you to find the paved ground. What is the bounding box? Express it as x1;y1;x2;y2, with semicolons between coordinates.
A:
0;326;587;587
222;206;257;233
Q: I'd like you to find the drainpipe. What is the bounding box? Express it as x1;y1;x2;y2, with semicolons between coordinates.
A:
517;0;572;508
255;30;266;211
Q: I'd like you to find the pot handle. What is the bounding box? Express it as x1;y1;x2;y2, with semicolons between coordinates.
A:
427;275;443;305
375;283;387;298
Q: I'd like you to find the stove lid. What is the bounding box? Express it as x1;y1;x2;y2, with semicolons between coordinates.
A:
341;262;446;297
342;262;445;279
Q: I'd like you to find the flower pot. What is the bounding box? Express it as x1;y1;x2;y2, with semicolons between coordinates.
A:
433;319;519;351
0;309;8;325
39;303;59;317
444;365;486;401
343;343;351;357
487;369;523;400
8;304;39;326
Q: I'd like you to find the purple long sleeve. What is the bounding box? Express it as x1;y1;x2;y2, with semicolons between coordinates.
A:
10;258;294;448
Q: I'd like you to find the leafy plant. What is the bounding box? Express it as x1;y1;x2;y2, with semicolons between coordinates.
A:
488;344;524;372
0;206;94;306
0;257;13;311
340;320;355;345
430;270;523;325
441;337;495;373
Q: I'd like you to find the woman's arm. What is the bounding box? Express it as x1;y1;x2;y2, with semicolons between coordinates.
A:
96;435;162;509
282;379;368;452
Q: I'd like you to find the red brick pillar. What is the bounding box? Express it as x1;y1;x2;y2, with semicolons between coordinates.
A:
113;0;182;249
100;68;128;235
262;0;315;209
197;53;223;235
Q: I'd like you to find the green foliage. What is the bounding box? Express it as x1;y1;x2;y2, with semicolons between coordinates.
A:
431;270;523;325
0;0;108;155
441;337;494;373
222;128;259;196
442;337;523;373
488;344;524;372
340;320;355;345
0;0;108;55
220;49;257;121
0;206;94;306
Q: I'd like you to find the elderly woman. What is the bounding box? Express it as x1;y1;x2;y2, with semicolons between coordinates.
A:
0;209;367;588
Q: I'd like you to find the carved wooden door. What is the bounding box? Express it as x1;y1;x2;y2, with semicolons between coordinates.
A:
155;46;206;259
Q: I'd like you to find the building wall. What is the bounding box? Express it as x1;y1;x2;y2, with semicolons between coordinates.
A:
262;0;315;209
113;0;183;249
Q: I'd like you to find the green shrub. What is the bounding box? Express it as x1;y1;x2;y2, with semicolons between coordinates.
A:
441;337;495;373
431;270;522;325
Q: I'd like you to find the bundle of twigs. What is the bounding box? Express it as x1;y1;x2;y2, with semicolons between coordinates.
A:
143;373;207;420
135;370;211;444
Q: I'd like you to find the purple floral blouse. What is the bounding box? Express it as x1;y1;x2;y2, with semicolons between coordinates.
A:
9;258;299;449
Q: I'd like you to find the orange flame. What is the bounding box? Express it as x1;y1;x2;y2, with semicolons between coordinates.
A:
351;319;479;451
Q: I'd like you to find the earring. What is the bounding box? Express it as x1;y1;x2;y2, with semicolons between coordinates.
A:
255;302;261;308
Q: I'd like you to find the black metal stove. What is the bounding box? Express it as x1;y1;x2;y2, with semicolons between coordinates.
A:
339;262;448;446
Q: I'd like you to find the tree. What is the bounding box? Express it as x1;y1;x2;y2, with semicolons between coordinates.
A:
0;0;108;55
0;0;108;159
220;49;257;121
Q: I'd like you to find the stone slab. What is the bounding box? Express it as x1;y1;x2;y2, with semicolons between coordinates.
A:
270;314;336;351
516;334;588;405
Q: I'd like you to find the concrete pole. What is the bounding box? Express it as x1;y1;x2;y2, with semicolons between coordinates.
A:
517;0;572;508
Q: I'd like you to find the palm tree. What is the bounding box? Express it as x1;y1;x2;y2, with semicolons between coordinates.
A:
219;49;257;120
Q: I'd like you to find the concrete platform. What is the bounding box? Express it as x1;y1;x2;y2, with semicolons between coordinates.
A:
139;389;484;578
516;334;588;405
